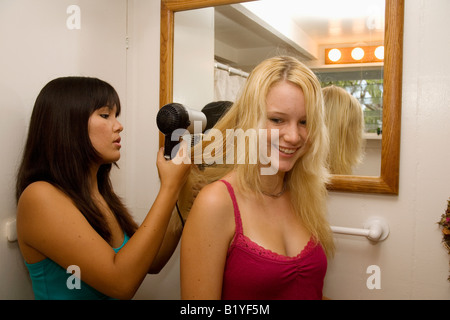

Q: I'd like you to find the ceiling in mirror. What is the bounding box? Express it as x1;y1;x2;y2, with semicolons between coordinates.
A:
214;0;385;72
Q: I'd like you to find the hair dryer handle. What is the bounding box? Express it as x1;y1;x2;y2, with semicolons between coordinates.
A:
164;134;180;160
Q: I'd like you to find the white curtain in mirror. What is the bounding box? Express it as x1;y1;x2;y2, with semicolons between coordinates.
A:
214;68;246;101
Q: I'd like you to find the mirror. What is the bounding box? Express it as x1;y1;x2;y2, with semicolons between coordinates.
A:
160;0;403;194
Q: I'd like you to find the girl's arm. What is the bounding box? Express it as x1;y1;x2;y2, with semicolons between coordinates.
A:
147;209;183;274
17;148;191;300
180;181;235;299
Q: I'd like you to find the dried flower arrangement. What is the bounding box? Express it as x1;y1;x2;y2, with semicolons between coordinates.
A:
437;198;450;282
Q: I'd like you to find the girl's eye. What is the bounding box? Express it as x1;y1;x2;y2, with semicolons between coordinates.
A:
100;113;110;119
269;118;282;124
299;119;307;126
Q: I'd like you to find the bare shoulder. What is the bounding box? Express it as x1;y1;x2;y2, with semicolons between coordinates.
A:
17;181;76;218
185;179;235;234
19;181;68;199
195;180;231;207
180;179;236;299
17;181;82;262
18;181;70;212
17;181;78;227
191;179;234;217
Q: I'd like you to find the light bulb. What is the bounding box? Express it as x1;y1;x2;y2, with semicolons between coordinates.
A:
374;45;384;60
328;48;342;62
351;47;365;60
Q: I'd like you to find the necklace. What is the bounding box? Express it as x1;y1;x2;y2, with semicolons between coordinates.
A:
262;179;287;198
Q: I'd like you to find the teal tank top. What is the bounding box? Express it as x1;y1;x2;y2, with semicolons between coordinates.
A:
25;233;129;300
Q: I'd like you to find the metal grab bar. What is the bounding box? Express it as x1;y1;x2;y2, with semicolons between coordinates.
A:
331;218;389;242
5;219;17;242
6;217;389;243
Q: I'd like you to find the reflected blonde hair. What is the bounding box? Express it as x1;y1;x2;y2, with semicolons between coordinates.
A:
179;56;334;257
322;85;364;175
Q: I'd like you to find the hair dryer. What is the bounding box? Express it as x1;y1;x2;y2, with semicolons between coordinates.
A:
156;102;232;160
156;103;206;159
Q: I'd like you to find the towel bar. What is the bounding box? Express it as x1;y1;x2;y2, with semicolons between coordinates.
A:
331;218;389;242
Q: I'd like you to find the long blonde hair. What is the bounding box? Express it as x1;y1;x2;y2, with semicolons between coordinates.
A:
179;56;334;257
322;85;364;175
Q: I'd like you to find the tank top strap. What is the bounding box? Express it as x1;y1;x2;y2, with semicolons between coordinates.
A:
219;179;243;235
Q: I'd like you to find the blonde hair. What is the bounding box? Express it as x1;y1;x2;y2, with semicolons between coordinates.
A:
179;56;334;257
322;85;364;175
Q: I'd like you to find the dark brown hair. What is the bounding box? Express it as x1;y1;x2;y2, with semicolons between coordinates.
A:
16;76;137;242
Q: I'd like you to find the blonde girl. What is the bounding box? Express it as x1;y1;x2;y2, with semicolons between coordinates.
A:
180;56;334;300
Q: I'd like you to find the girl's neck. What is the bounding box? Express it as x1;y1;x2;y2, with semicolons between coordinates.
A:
260;173;286;197
89;164;101;196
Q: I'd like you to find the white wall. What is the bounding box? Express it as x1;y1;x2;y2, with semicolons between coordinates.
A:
0;0;129;299
0;0;166;299
173;8;215;110
323;0;450;299
1;0;449;300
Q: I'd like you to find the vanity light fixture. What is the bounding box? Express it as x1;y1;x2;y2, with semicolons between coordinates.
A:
325;45;384;65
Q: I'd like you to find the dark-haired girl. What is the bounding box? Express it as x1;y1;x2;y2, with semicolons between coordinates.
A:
16;77;191;300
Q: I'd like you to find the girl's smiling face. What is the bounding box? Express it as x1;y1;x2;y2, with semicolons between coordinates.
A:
265;80;309;173
88;105;123;164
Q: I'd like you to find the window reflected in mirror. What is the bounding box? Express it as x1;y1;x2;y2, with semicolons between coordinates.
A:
317;68;383;175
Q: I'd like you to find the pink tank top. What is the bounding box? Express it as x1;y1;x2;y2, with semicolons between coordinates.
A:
220;180;327;300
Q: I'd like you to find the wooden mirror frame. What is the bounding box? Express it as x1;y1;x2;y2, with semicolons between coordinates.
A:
160;0;404;194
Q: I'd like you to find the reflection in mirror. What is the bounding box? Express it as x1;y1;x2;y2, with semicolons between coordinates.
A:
161;0;404;194
323;85;364;175
210;0;384;176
